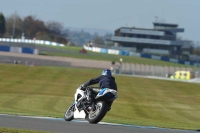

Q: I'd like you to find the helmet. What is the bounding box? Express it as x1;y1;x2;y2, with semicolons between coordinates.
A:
102;69;112;76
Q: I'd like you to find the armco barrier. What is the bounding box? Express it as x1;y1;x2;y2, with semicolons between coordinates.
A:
83;45;199;66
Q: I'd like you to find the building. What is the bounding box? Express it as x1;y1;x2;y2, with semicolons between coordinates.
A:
109;22;193;60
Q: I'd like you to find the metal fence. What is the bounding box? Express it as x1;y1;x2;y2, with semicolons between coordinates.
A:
112;62;200;78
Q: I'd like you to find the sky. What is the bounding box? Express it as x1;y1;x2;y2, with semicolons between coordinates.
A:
0;0;200;43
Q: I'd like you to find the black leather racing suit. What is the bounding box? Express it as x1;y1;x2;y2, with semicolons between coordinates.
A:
82;75;117;109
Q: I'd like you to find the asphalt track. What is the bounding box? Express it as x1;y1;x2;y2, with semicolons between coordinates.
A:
0;114;197;133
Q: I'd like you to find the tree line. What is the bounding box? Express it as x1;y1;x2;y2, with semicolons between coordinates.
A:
0;12;111;46
0;12;68;44
67;30;112;46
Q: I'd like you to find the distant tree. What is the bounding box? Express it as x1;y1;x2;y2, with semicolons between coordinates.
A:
53;35;68;44
46;21;63;35
5;13;23;38
192;46;200;55
104;33;112;39
67;30;93;45
66;30;113;46
35;32;51;40
23;15;47;39
45;21;68;44
93;36;105;45
0;12;6;36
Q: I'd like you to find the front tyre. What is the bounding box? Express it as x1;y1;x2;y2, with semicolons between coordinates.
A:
64;103;75;121
86;101;108;124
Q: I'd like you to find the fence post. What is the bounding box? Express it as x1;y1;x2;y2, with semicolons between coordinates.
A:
162;65;164;77
124;63;126;74
134;63;136;75
166;65;169;78
174;65;176;73
153;65;155;76
133;63;135;75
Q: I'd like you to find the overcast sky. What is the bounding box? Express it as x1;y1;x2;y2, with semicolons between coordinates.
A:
0;0;199;43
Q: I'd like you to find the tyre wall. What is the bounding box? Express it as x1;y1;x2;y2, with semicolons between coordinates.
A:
0;45;38;54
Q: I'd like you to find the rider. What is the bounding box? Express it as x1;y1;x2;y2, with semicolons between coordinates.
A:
80;69;117;110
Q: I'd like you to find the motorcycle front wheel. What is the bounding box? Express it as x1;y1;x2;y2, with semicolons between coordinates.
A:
86;101;108;124
64;103;75;121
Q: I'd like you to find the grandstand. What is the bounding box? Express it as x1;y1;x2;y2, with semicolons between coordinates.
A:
108;21;193;60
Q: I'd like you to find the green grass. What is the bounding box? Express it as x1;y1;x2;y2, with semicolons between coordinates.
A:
0;127;53;133
39;45;190;67
0;64;200;131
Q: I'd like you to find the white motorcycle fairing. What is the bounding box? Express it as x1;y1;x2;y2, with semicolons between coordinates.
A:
73;87;118;119
74;106;86;119
74;87;87;119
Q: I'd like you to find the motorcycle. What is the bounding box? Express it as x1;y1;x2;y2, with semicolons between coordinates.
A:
64;86;118;124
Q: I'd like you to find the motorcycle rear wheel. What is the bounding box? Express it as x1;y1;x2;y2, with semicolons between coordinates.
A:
64;103;75;121
86;101;108;124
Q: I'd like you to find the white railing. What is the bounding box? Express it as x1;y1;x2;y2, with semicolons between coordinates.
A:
0;38;65;47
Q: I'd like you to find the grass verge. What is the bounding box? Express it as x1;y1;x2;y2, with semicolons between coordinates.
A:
38;45;189;67
0;127;53;133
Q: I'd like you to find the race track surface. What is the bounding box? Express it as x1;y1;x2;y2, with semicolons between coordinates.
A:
0;115;195;133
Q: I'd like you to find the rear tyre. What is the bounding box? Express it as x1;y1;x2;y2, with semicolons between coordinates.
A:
86;101;108;124
64;103;75;121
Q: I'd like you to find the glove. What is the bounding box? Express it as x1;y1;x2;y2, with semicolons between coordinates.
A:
80;84;86;91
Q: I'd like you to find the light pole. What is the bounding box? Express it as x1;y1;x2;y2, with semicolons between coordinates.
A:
12;12;16;39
